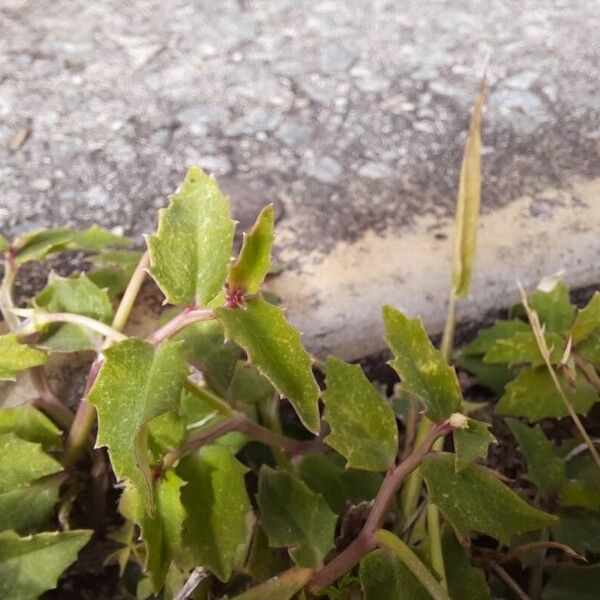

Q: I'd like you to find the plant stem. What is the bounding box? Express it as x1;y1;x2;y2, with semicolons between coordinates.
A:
375;529;451;600
62;358;103;467
518;283;600;471
573;352;600;395
308;420;454;592
184;378;235;416
426;502;447;588
111;250;149;332
0;250;21;330
498;539;584;565
489;561;530;600
18;312;128;343
162;415;244;470
161;409;326;471
146;307;215;345
440;289;457;364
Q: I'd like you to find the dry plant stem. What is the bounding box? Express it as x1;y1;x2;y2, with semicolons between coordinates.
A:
518;282;600;470
498;540;585;565
146;307;215;345
489;561;531;600
308;421;453;592
573;352;600;394
0;250;20;330
173;567;209;600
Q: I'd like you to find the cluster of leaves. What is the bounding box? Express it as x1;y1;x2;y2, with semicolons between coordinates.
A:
457;280;600;596
2;165;597;600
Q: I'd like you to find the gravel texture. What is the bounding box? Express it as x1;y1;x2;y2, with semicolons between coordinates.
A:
1;0;599;251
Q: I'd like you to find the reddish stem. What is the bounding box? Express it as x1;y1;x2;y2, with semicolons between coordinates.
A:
308;420;453;592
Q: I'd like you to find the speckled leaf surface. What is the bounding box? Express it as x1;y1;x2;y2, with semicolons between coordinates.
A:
0;477;62;535
228;204;274;294
453;418;496;472
570;292;600;343
147;166;235;306
0;433;61;494
34;273;114;352
360;549;430;600
483;331;566;367
258;466;336;568
322;357;397;471
130;471;185;591
496;367;597;421
0;529;92;599
179;445;253;582
0;406;61;449
506;418;565;494
14;225;128;264
0;335;47;381
422;453;555;545
216;296;320;433
383;306;462;422
529;282;575;333
88;338;188;513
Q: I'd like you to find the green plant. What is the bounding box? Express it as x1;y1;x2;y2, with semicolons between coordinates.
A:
1;97;599;600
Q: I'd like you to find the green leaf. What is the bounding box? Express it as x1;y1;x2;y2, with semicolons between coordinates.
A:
229;204;274;294
462;320;530;356
505;418;565;494
88;338;188;513
227;362;274;415
451;78;484;298
216;296;320;433
131;472;185;591
0;529;92;599
233;567;313;600
0;476;62;534
552;508;600;554
87;250;143;300
442;530;491;600
179;445;253;582
322;357;397;471
483;331;566;367
457;354;514;394
383;306;462;422
0;233;8;253
577;331;600;368
496;367;597;421
170;316;241;392
147;166;235;306
0;405;60;449
14;226;128;264
69;224;130;251
258;466;337;568
421;453;555;545
0;433;62;494
298;453;382;514
560;481;600;511
453;418;496;472
529;281;575;332
570;293;600;343
244;524;291;582
0;335;47;380
34;273;114;352
542;563;600;600
360;548;430;600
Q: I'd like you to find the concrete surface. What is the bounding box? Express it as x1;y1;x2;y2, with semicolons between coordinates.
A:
1;0;599;359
